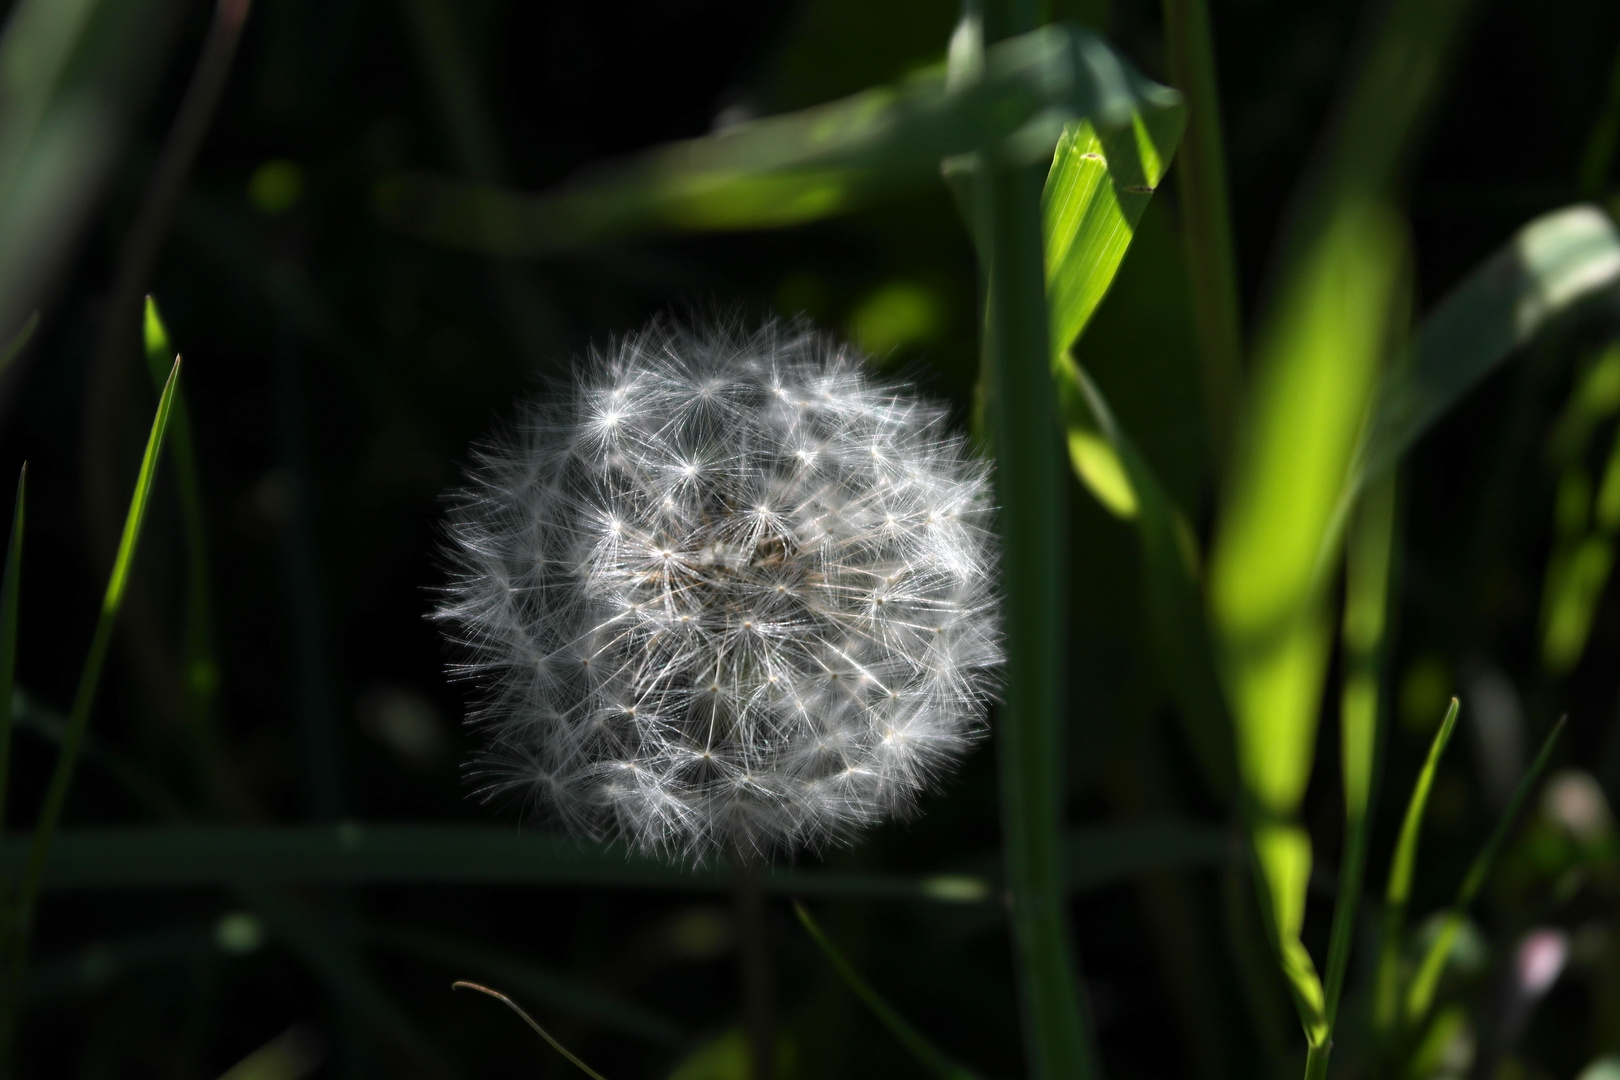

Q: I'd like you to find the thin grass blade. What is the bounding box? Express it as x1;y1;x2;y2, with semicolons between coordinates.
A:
1403;715;1567;1024
1371;697;1459;1041
5;358;179;995
793;901;980;1080
453;981;610;1080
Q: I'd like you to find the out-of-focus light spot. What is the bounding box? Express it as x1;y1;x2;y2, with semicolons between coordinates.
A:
249;159;304;215
1543;769;1612;845
215;911;266;955
920;873;990;903
1514;928;1569;997
849;281;941;358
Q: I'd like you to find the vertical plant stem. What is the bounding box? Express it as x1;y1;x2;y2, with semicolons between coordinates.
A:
1578;34;1620;199
1160;0;1243;466
982;114;1098;1080
734;854;774;1080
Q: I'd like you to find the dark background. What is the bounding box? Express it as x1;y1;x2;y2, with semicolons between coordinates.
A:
7;0;1620;1077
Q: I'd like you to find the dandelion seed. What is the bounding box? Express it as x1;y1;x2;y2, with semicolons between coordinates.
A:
436;319;1001;859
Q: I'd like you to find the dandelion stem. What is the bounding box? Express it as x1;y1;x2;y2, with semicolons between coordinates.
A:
735;852;775;1080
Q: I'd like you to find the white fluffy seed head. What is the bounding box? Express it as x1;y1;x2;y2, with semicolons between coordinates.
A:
436;319;1001;859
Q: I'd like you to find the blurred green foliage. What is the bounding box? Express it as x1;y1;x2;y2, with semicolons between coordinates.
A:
1;0;1619;1078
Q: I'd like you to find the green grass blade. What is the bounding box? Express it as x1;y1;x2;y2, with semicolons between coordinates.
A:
1159;0;1243;465
793;901;980;1080
1323;472;1398;1029
0;466;23;839
983;146;1099;1080
1356;205;1620;488
1035;98;1234;800
1210;199;1408;1063
379;24;1180;254
0;312;38;376
5;358;179;986
1372;697;1459;1043
1403;715;1567;1024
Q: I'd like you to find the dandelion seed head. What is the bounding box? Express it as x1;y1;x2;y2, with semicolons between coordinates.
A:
436;319;1001;859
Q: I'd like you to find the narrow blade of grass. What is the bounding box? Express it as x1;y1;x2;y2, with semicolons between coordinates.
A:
1403;715;1567;1024
793;901;980;1080
4;358;180;1006
1372;697;1460;1043
1159;0;1243;465
983;146;1099;1080
379;24;1180;254
453;980;610;1080
0;466;23;839
1323;472;1399;1028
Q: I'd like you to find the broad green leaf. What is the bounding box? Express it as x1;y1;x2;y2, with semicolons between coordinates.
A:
1032;94;1237;800
1373;698;1460;1042
380;24;1181;255
794;902;980;1080
1404;716;1566;1025
1211;199;1407;818
1210;197;1409;1048
1355;204;1620;487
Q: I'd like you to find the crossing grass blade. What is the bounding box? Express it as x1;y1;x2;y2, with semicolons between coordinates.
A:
379;24;1181;255
793;901;981;1080
1372;697;1460;1045
0;467;23;839
1403;715;1567;1025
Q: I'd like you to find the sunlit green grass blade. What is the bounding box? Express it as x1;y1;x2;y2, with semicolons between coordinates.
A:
0;467;23;839
1372;697;1459;1044
1323;472;1398;1031
1403;715;1567;1025
8;362;177;920
1035;96;1234;800
1356;205;1620;489
793;901;980;1080
379;24;1180;254
1209;198;1407;1063
368;924;686;1045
